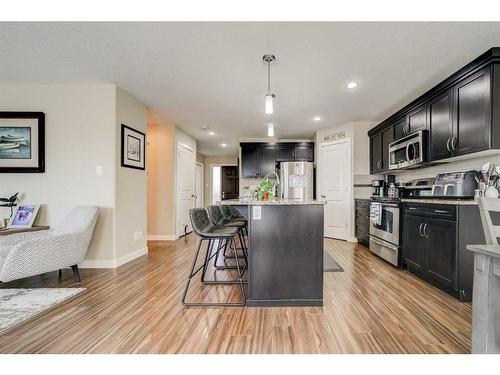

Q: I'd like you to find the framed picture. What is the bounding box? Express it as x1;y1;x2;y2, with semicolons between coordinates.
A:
0;112;45;173
121;124;146;170
8;204;40;228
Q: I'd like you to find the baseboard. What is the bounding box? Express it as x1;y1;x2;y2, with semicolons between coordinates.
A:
115;247;149;268
347;236;358;243
80;246;149;269
147;234;177;241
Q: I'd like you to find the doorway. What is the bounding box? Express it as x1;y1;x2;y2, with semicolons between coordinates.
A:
210;164;238;204
319;138;352;240
176;143;195;237
195;162;204;208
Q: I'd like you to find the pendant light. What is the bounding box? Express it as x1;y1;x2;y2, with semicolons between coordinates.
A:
263;54;276;114
267;122;274;137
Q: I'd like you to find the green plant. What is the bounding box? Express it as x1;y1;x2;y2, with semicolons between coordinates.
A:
0;192;19;217
255;179;274;200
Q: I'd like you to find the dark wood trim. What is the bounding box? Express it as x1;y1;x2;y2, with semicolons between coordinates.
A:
0;111;45;173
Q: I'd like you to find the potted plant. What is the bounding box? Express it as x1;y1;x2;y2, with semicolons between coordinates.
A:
0;192;19;226
255;180;274;201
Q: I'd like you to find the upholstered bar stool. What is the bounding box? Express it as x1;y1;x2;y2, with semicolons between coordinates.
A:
182;208;246;307
207;205;248;269
221;205;249;238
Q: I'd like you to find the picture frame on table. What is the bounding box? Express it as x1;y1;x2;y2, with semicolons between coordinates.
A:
121;124;146;170
8;204;40;228
0;112;45;173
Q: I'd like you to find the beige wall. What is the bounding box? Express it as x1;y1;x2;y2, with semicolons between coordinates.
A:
115;87;148;260
204;155;239;205
147;119;176;239
0;84;116;262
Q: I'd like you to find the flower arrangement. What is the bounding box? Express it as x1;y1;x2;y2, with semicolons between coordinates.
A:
0;192;19;217
254;180;274;201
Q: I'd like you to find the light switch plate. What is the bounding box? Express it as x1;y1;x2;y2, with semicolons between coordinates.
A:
96;166;103;176
253;206;262;220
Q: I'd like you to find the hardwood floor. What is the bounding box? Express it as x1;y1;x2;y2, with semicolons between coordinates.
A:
0;236;471;354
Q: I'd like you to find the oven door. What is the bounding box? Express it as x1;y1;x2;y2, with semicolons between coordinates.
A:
369;203;400;245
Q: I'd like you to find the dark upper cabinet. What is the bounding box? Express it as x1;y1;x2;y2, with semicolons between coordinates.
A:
381;125;394;172
453;68;491;156
241;146;259;177
275;145;295;161
368;49;500;170
425;218;456;287
294;144;314;161
241;142;313;177
370;132;383;174
406;104;427;134
393;118;407;140
258;146;276;177
428;89;453;161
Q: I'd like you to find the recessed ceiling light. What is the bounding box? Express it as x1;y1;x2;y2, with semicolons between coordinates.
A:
314;116;321;121
208;131;215;136
221;143;227;147
346;81;358;89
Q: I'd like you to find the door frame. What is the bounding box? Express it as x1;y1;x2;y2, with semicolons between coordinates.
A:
209;163;238;205
317;137;355;242
175;141;195;238
195;162;204;208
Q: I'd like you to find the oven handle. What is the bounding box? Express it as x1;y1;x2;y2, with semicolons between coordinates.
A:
370;236;399;251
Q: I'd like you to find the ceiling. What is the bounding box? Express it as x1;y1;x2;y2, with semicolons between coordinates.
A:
2;22;500;156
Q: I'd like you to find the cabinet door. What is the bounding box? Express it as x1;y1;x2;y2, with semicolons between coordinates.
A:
275;146;295;161
403;214;427;270
381;126;394;172
241;146;258;177
425;218;456;287
406;104;427;134
258;146;276;177
370;133;383;174
294;144;314;161
453;68;491;156
394;118;407;140
428;90;453;161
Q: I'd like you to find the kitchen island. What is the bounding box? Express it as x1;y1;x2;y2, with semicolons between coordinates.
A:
220;199;325;307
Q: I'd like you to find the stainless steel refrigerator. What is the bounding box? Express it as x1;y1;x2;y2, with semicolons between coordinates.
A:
279;161;314;200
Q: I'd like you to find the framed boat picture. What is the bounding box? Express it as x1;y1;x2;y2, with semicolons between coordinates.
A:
0;112;45;173
121;124;146;170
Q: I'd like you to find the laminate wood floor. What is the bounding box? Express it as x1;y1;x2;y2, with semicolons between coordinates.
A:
0;236;471;354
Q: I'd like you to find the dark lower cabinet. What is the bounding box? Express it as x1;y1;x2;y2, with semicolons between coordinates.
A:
402;203;484;302
355;199;370;247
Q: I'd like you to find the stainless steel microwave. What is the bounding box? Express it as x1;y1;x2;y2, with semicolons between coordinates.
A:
388;130;427;170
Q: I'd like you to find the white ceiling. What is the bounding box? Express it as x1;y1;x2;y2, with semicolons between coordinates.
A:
2;22;500;156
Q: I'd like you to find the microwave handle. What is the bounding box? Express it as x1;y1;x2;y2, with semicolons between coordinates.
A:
406;142;413;163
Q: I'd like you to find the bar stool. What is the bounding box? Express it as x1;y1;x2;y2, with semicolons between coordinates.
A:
207;205;248;269
181;208;246;307
220;205;249;238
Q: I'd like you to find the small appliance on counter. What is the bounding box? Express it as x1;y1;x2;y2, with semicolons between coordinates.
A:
399;178;434;198
371;179;384;197
431;171;478;198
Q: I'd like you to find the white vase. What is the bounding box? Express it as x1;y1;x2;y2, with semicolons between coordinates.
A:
485;186;499;198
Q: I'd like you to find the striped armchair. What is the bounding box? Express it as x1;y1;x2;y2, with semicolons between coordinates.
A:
0;206;99;283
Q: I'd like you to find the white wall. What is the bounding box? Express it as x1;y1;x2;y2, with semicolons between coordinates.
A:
0;84;116;262
0;84;149;267
114;87;148;263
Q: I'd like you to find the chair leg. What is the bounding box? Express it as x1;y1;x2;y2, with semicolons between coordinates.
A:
71;265;81;283
182;237;204;306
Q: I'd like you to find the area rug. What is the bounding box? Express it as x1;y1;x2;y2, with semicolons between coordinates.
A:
0;288;85;333
324;253;344;272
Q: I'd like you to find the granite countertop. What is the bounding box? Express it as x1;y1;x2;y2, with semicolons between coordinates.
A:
400;198;478;205
220;198;325;206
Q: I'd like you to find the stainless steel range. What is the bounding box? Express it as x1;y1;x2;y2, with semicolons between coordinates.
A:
369;197;400;267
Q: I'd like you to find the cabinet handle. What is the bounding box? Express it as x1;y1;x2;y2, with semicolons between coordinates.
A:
446;138;451;152
423;223;429;238
419;223;424;237
451;136;457;151
434;209;449;214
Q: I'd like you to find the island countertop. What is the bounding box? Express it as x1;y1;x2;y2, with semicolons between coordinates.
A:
219;198;324;205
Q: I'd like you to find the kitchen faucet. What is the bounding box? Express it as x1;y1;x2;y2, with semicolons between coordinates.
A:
264;172;280;198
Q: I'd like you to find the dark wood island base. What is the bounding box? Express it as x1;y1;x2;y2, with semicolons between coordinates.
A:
222;200;324;307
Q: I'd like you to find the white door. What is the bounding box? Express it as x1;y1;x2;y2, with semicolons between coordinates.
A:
195;163;204;208
177;144;195;237
320;140;351;240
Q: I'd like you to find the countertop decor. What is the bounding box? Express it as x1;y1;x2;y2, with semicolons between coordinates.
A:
220;198;324;206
